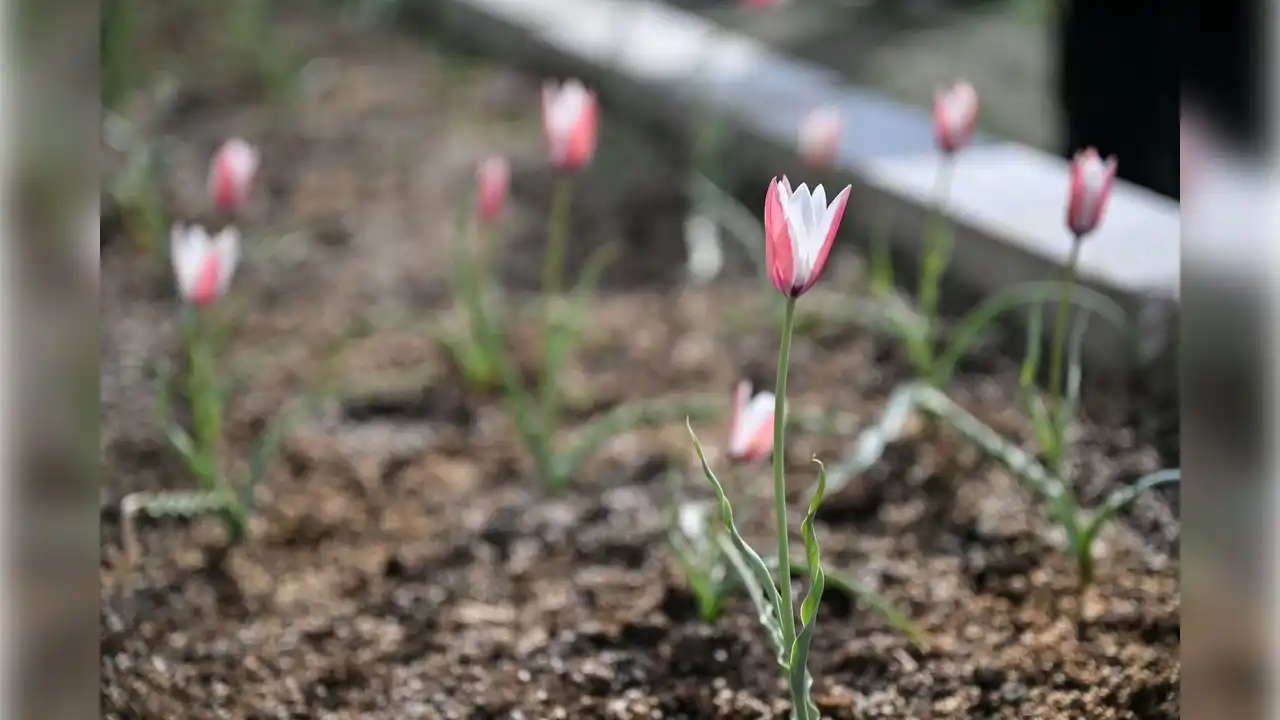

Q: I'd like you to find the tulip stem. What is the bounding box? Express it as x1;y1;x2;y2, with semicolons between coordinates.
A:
915;156;956;374
539;174;574;428
1045;234;1082;467
772;297;798;652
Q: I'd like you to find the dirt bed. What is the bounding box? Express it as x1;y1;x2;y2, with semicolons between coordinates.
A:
100;9;1179;719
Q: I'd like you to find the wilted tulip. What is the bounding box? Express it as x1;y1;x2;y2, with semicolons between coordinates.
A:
171;224;240;306
1065;148;1118;238
798;105;843;170
476;156;511;221
727;380;775;463
541;79;599;171
932;80;979;155
208;138;260;212
763;176;851;297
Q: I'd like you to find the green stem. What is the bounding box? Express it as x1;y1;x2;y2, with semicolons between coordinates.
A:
538;174;574;426
1046;236;1082;435
915;156;956;372
773;297;798;651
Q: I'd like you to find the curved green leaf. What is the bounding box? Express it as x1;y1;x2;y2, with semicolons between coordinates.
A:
1057;311;1092;448
557;397;719;480
783;557;926;647
1079;468;1181;561
786;460;828;720
686;420;786;653
1019;305;1058;455
824;381;925;494
932;281;1131;386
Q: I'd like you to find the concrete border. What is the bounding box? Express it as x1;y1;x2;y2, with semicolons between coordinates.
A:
414;0;1180;377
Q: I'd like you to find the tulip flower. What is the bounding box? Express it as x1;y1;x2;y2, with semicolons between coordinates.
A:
798;105;844;170
932;81;979;155
764;175;852;298
727;380;775;463
741;0;788;8
541;79;599;172
1065;148;1118;238
476;155;511;222
208;138;260;212
171;224;239;306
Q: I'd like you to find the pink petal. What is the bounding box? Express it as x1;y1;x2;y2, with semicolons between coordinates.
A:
764;177;794;296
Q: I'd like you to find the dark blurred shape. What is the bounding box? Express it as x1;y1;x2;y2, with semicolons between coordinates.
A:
1058;0;1260;199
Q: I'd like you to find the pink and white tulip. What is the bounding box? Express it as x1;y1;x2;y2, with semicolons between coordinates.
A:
171;224;240;306
764;176;851;297
728;380;775;463
541;79;599;172
1065;148;1118;238
208;138;260;212
932;81;979;155
798;106;844;170
476;155;511;221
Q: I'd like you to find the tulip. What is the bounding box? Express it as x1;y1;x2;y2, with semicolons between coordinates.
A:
932;81;979;155
476;155;511;222
798;105;843;170
171;224;239;306
763;176;852;297
541;79;599;171
727;380;775;463
741;0;788;8
1065;148;1118;238
208;138;260;212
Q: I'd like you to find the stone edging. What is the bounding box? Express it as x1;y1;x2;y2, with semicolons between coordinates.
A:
420;0;1180;375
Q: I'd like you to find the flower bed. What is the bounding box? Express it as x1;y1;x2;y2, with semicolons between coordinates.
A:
100;4;1178;718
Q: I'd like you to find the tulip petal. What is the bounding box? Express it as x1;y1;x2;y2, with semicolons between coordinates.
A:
212;227;240;299
765;177;794;295
739;391;776;461
794;183;851;295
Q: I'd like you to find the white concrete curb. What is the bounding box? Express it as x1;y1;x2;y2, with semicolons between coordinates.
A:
426;0;1181;375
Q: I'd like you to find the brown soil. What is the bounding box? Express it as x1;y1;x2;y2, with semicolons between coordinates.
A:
100;8;1179;719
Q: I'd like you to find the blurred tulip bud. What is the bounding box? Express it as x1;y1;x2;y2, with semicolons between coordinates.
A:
798;105;843;170
208;138;260;212
728;380;775;463
932;80;979;155
1066;148;1118;238
541;79;599;172
170;224;240;306
476;155;511;222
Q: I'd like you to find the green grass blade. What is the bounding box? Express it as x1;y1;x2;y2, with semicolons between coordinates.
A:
1019;306;1059;456
1057;311;1092;447
824;381;925;494
786;460;828;720
540;240;621;428
868;213;894;298
913;385;1077;530
556;397;720;481
782;558;926;647
687;420;787;654
932;281;1131;386
1079;468;1181;559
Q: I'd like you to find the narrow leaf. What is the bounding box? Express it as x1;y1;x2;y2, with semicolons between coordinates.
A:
933;281;1131;386
557;397;719;480
687;420;787;654
1079;468;1181;558
1057;311;1092;444
784;557;926;647
785;459;828;720
714;534;785;649
824;382;925;494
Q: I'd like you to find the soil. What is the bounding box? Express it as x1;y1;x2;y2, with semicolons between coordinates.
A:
100;7;1179;719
